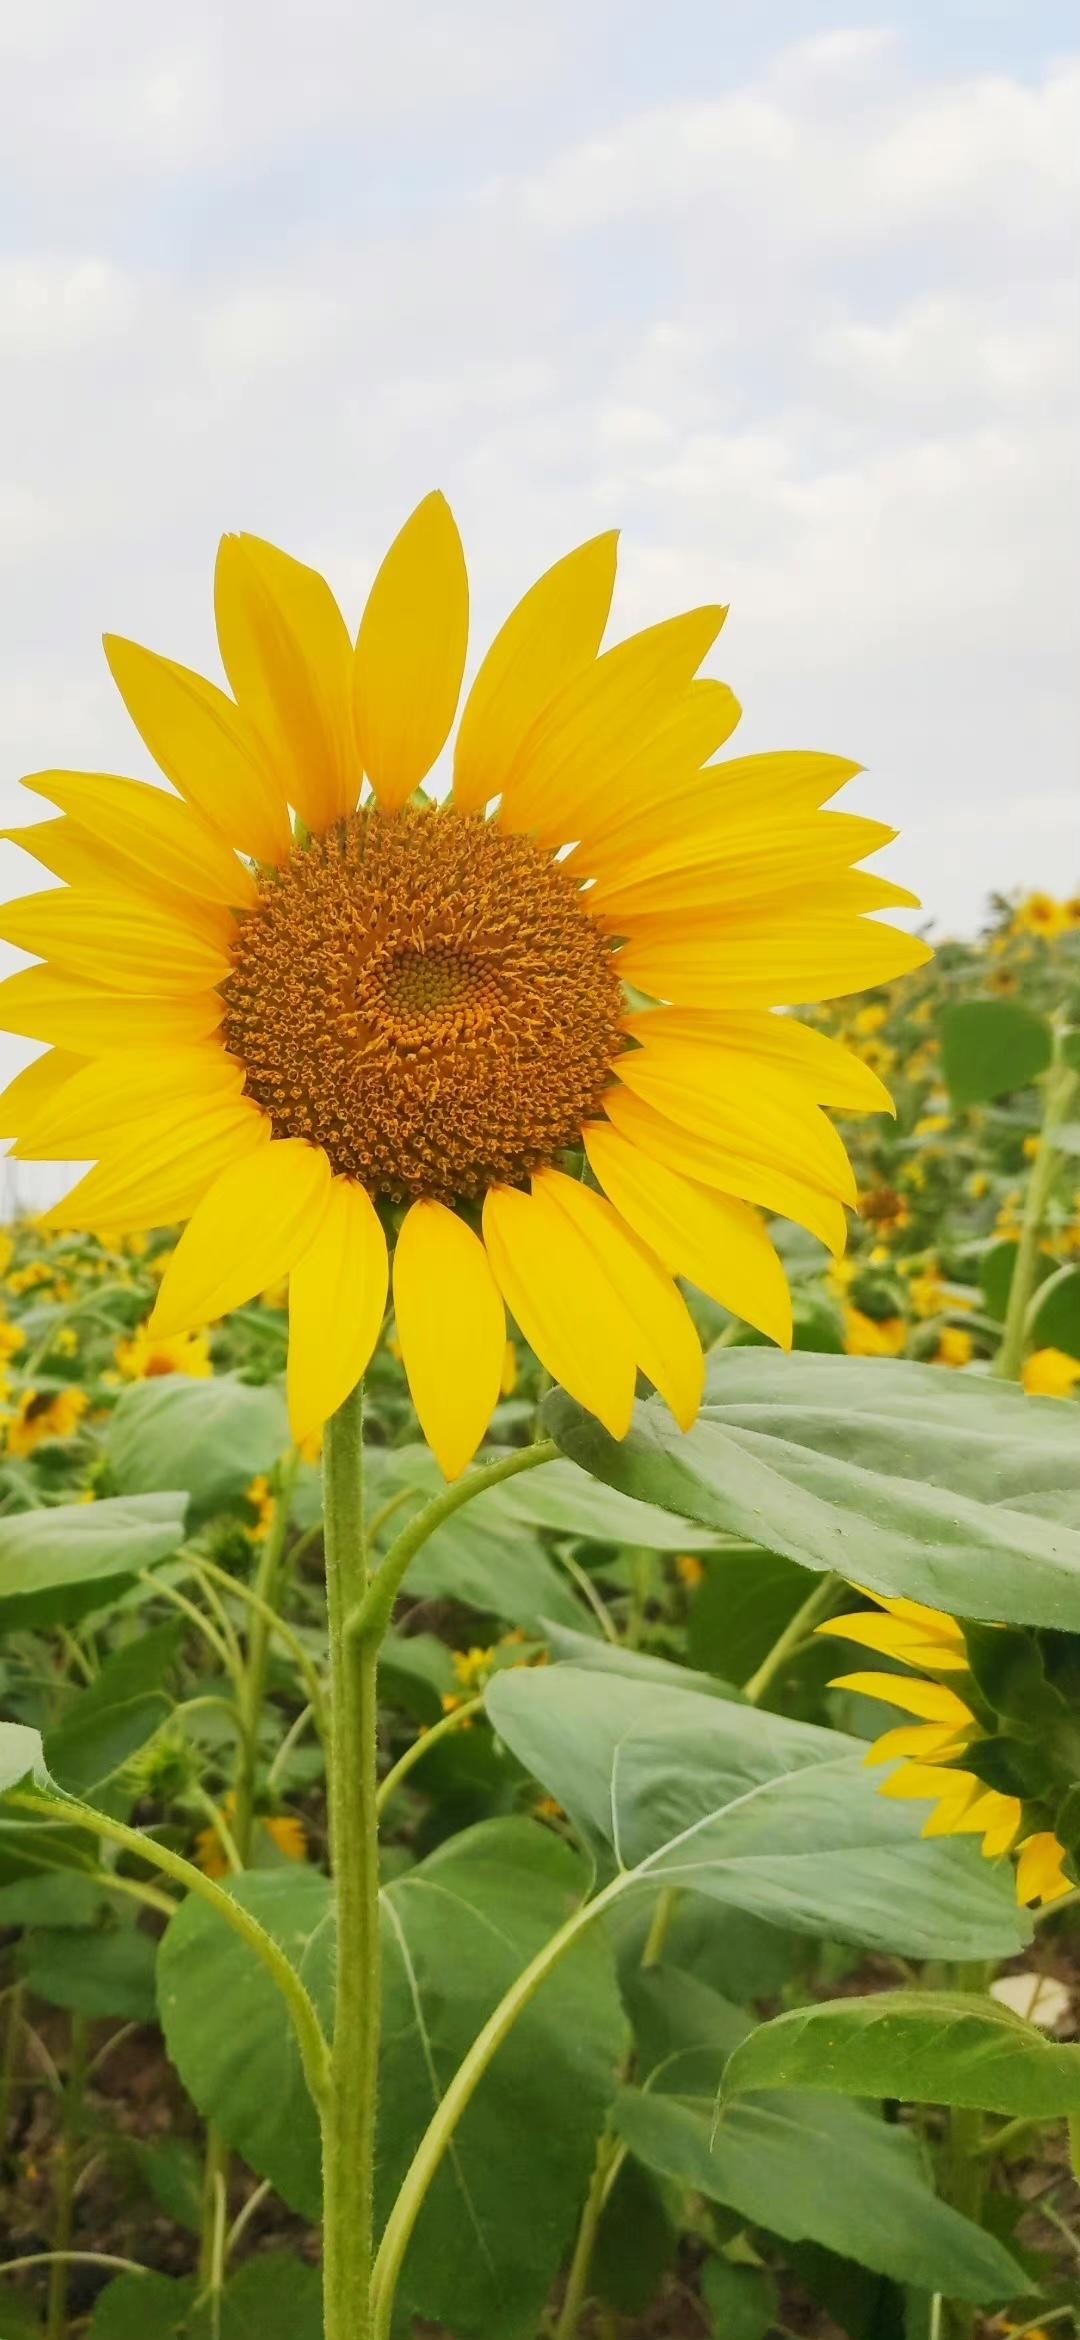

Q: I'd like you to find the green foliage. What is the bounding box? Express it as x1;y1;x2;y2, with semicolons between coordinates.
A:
723;1991;1080;2117
0;1492;187;1629
105;1374;289;1522
941;999;1053;1106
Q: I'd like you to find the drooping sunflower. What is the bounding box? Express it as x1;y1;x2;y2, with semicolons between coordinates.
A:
821;1589;1073;1908
0;496;929;1475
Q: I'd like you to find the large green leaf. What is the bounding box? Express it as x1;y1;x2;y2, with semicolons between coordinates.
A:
44;1621;182;1797
723;1991;1080;2118
20;1922;158;2021
941;999;1052;1106
485;1664;1028;1959
105;1374;289;1523
614;1969;1026;2305
546;1353;1080;1629
86;2255;322;2338
159;1821;624;2340
0;1493;188;1630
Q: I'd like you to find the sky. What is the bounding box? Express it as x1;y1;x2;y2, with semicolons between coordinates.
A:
0;0;1078;1194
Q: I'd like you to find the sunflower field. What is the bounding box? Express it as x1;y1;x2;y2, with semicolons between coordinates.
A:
0;884;1077;2340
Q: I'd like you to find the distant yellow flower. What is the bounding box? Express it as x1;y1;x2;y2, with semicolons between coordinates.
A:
195;1792;307;1879
245;1474;276;1541
1022;1348;1080;1399
0;1318;26;1361
820;1590;1072;1908
53;1327;79;1358
843;1307;906;1358
675;1554;706;1591
859;1185;910;1238
986;964;1017;995
935;1326;974;1368
0;1232;13;1277
966;1171;990;1200
1012;892;1069;939
115;1324;213;1380
914;1113;949;1138
907;1269;945;1318
852;1004;887;1037
5;1385;89;1456
0;497;929;1478
8;1261;53;1295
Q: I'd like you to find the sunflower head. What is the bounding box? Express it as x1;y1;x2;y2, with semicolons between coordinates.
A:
821;1588;1077;1909
0;495;930;1476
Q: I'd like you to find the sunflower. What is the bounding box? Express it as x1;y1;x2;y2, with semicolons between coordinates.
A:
5;1384;88;1457
820;1589;1073;1908
115;1324;213;1380
0;496;928;1477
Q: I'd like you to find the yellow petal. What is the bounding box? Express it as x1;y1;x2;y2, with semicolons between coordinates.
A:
215;534;358;834
288;1179;388;1444
13;1046;241;1155
535;1167;703;1431
582;1122;792;1348
828;1672;973;1724
353;492;469;811
499;607;727;843
581;749;862;879
453;533;618;813
586;804;897;912
151;1138;332;1335
820;1611;970;1671
877;1762;975;1807
23;771;257;908
625;1010;893;1118
1016;1832;1071;1904
619;913;932;1009
0;890;232;995
601;1084;849;1257
613;1036;858;1205
482;1180;637;1439
870;1592;967;1645
0;965;224;1054
43;1100;270;1233
0;1047;85;1136
866;1722;970;1766
104;636;293;866
1;819;235;952
979;1799;1022;1858
393;1199;506;1478
569;680;743;869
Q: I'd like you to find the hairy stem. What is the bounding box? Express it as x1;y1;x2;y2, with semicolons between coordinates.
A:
741;1571;841;1707
321;1383;379;2340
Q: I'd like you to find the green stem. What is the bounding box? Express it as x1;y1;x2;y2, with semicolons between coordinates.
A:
6;1793;329;2111
994;1050;1078;1381
350;1439;559;1647
376;1695;486;1816
198;2129;231;2291
370;1868;628;2340
553;2128;622;2340
0;1978;25;2172
46;2014;87;2340
231;1450;300;1865
321;1382;379;2340
741;1572;841;1706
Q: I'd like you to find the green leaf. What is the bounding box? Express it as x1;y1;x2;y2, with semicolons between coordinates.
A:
981;1239;1055;1325
105;1374;288;1524
942;1000;1052;1106
723;1991;1080;2118
159;1821;624;2340
87;2256;322;2339
20;1923;158;2021
700;2258;779;2339
367;1447;592;1633
0;1719;47;1794
158;1866;331;2218
544;1621;738;1701
485;1663;1028;1960
613;1975;1026;2304
1029;1266;1080;1361
0;1494;187;1630
44;1621;182;1797
489;1453;719;1551
545;1352;1080;1630
685;1548;813;1684
1049;1120;1080;1158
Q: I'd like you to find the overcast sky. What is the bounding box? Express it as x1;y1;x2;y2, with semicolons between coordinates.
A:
1;1;1078;1167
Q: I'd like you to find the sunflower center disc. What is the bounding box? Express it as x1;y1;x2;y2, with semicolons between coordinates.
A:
221;805;624;1203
